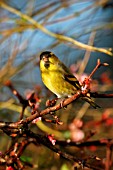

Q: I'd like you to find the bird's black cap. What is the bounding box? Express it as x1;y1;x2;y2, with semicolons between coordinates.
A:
40;51;51;60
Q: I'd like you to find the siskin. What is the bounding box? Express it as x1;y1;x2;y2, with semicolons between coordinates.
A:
40;51;99;108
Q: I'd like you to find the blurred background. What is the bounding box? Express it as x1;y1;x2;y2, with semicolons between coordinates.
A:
0;0;113;170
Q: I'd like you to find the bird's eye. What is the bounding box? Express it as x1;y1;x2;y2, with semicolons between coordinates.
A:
40;51;52;60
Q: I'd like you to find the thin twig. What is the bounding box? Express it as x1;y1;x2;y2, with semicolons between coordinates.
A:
88;59;109;79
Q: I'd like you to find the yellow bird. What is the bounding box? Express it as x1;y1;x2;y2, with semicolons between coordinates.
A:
40;51;99;108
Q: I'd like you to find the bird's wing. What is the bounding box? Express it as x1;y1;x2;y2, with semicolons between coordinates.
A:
64;74;81;89
58;62;81;89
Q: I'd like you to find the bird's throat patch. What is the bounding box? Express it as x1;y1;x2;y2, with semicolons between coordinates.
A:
44;62;50;69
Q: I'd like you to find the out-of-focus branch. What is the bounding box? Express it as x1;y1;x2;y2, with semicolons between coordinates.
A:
90;92;113;98
0;125;105;170
56;138;113;147
78;31;96;75
0;2;112;56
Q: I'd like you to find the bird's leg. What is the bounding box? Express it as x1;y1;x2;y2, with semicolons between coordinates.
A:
60;98;67;109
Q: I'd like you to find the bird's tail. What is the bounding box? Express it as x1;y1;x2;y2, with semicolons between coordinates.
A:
81;96;100;109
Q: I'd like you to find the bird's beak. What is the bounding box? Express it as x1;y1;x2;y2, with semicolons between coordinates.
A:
42;56;50;68
42;56;53;66
43;56;49;63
